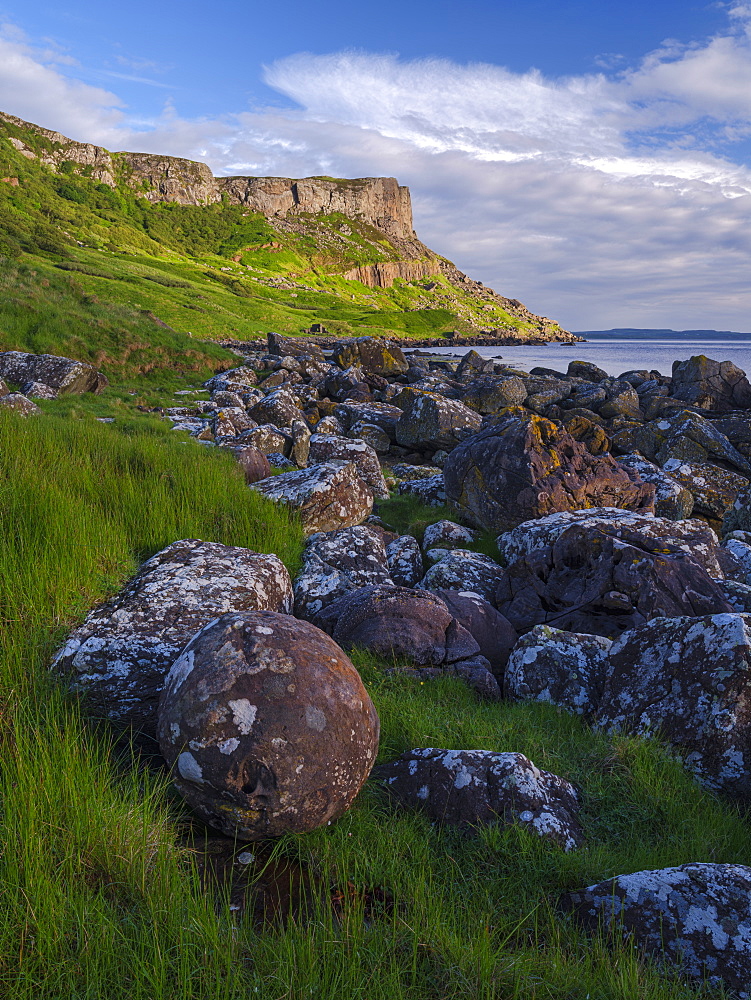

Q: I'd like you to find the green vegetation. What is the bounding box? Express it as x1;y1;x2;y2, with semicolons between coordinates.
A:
0;114;550;386
0;403;744;998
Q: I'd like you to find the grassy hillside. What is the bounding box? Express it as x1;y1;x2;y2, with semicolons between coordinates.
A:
0;115;559;383
0;406;748;998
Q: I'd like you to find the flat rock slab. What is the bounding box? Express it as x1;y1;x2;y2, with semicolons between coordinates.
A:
52;539;293;737
158;610;379;839
444;409;654;533
562;863;751;996
250;460;373;534
377;748;583;850
0;350;108;394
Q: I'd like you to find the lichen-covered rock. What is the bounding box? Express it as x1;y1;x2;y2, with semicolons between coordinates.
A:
497;508;728;579
497;509;733;638
0;393;40;416
444;409;654;533
422;520;478;552
596;613;751;797
386;535;424;588
290;418;311;467
391;463;442;481
250;460;373;534
671;355;751;411
655;409;751;475
21;380;58;400
212;406;255;439
460;376;527;413
249;388;302;427
293;525;393;623
617;453;694;520
562;863;751;995
333;401;404;439
316;415;344;436
433;589;518;677
348;420;391;454
378;749;583;849
203;367;258;393
598;381;643;420
240;423;291;456
318;365;368;403
0;350;108;394
332;336;409;376
157;611;379;839
559;413;610;455
419;550;506;604
505;625;612;714
395;392;482;452
661;459;748;522
397;475;446;506
567;360;608;382
308;433;389;499
51;540;293;736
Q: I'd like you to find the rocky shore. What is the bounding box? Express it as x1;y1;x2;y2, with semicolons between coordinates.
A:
8;333;751;993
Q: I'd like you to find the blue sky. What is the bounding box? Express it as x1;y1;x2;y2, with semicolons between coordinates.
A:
1;0;751;331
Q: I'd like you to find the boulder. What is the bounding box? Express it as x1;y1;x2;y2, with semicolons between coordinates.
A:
460;376;527;414
318;366;368;402
290;418;311;467
395;393;482;452
562;864;751;995
212;406;255;439
559;413;610;455
227;445;271;484
51;540;293;737
348;420;391;454
267;331;325;361
422;520;478;552
316;415;344;436
391;463;442;481
203;367;258;393
397;475;446;507
239;423;291;456
598;381;642;420
157;611;379;839
671;355;751;412
566;360;608;382
293;525;393;624
250;460;373;534
616;453;694;520
378;749;583;850
334;401;403;439
725;537;751;584
655;409;751;475
497;508;728;580
385;535;424;588
0;350;107;394
455;349;494;378
249;388;302;427
0;393;40;416
321;584;480;668
505;625;612;715
22;380;58;400
444;410;654;533
433;590;518;677
497;510;734;638
308;433;389;499
661;459;748;522
210;390;245;408
332;337;409;376
595;613;751;798
419;550;506;604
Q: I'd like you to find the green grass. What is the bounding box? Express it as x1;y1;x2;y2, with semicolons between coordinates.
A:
0;405;745;997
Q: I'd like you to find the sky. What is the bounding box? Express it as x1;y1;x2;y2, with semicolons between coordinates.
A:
1;0;751;331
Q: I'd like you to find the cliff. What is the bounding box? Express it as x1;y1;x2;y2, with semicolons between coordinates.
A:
0;110;574;342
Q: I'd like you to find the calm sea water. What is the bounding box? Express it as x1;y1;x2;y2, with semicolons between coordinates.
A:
426;332;751;378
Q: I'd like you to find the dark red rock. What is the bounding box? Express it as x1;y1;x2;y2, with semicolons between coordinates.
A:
157;610;379;839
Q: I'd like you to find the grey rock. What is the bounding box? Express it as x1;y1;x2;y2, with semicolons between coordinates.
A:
386;535;424;588
562;863;751;996
378;748;583;850
0;350;107;394
0;393;41;416
52;539;293;737
672;355;751;411
397;475;446;507
308;433;389;499
21;380;58;399
250;460;373;534
419;549;505;604
617;453;694;519
422;519;478;552
395;393;482;452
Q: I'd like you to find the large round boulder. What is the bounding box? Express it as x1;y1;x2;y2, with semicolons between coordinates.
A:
157;611;379;839
250;460;373;534
443;408;654;533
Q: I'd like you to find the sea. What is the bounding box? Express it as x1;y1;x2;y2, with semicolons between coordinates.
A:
424;329;751;378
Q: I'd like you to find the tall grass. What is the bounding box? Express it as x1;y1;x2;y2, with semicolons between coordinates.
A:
0;408;746;998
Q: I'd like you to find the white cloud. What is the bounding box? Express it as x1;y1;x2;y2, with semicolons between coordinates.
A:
3;12;751;329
